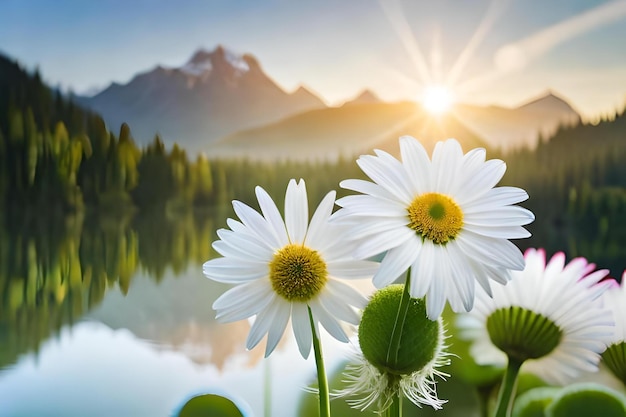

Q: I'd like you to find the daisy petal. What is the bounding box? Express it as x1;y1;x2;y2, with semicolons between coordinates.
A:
399;135;432;195
304;190;335;249
285;179;308;243
310;299;349;343
255;186;289;245
372;237;420;288
292;303;313;358
265;302;291;357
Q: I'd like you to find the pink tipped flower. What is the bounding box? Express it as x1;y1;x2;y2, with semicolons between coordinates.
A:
458;248;615;385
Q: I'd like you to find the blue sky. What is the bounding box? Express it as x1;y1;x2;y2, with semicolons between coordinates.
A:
1;0;626;119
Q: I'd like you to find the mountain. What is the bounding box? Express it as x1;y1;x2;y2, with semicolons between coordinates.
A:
210;101;488;161
342;89;381;106
209;91;580;161
455;91;581;152
81;46;326;152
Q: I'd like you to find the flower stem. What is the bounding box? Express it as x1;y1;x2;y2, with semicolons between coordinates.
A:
386;270;412;366
308;306;330;417
494;356;523;417
263;357;271;417
387;391;403;417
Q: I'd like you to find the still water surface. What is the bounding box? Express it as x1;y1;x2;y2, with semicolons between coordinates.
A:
2;208;622;417
0;209;359;416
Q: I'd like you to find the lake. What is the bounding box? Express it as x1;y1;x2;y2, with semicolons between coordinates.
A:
0;206;623;417
0;208;376;417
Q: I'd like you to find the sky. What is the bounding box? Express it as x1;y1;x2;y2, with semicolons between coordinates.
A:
1;0;626;120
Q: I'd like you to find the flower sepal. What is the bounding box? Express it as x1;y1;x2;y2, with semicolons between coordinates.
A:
487;306;562;362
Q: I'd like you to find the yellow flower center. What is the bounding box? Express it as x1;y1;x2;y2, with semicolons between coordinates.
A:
269;244;328;302
407;192;464;244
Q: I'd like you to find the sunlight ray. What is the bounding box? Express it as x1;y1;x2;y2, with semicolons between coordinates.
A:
378;0;432;85
446;0;509;86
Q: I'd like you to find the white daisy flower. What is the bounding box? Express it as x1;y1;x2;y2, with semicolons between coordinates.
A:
335;136;534;319
458;248;615;385
203;179;379;358
601;272;626;385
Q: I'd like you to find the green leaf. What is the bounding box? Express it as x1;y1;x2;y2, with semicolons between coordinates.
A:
177;394;245;417
546;383;626;417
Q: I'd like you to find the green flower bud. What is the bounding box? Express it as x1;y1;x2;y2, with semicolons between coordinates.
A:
358;284;441;376
341;284;450;412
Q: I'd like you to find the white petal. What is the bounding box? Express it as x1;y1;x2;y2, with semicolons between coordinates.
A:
425;263;447;319
265;302;291;357
212;240;269;262
455;231;525;270
339;178;398;201
246;297;285;353
461;147;486;173
354;227;414;259
409;240;436;299
327;259;380;280
372;237;420;288
431;139;463;194
304;190;335;249
462;224;531;239
326;279;369;309
445;242;475;312
233;200;281;249
463;206;535;226
212;280;274;321
318;290;361;324
285;179;309;243
462;187;529;213
373;149;415;202
292;303;313;358
455;159;506;205
203;257;267;283
333;217;408;241
309;299;349;343
334;195;407;217
399;135;432;195
356;154;413;203
216;228;273;259
212;280;269;310
256;186;289;245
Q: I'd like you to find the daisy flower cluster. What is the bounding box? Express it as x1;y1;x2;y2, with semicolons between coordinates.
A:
203;135;622;417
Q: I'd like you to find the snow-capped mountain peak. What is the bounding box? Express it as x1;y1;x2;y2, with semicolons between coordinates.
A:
180;46;250;77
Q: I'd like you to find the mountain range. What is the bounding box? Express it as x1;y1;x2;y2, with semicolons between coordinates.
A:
80;46;326;153
80;46;581;159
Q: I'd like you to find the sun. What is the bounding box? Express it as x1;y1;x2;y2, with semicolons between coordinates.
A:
421;84;455;115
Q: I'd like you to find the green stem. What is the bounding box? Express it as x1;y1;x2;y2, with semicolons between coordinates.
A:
387;391;402;417
263;357;271;417
309;306;330;417
386;270;412;366
494;356;523;417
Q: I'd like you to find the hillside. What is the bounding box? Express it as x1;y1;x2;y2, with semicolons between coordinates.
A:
210;101;487;161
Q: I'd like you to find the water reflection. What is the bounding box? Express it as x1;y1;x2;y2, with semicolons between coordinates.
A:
86;270;263;370
0;207;230;367
0;207;356;416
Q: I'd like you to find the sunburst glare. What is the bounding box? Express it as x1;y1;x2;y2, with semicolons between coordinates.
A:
421;84;455;115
